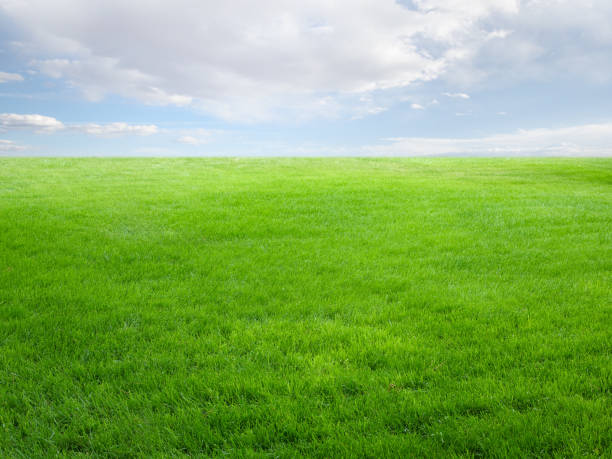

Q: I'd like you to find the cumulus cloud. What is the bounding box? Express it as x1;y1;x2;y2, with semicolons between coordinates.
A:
76;122;158;136
411;103;425;110
34;58;192;106
0;113;64;132
1;1;610;121
0;71;24;83
0;113;158;136
364;122;612;157
0;0;533;120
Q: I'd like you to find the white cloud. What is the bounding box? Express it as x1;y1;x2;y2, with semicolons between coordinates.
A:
1;1;611;121
0;113;158;136
34;58;192;106
364;122;612;156
444;0;612;86
0;139;26;152
75;122;158;137
0;113;64;132
443;92;470;99
411;103;425;110
0;0;524;121
0;71;24;83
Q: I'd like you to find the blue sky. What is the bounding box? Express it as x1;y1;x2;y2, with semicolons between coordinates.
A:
1;0;611;156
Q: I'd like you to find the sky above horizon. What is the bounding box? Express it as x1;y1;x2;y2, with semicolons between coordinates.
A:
1;0;611;157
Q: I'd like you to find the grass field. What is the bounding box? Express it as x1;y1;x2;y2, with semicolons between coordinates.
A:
0;158;610;457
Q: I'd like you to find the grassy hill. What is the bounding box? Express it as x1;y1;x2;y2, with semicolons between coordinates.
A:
1;158;610;456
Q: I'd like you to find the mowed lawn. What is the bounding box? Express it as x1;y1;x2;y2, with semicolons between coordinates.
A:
0;158;610;457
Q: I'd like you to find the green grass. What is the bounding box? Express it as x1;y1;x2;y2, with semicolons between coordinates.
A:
0;158;610;457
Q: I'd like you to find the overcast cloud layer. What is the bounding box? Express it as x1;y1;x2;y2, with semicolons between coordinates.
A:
0;0;611;156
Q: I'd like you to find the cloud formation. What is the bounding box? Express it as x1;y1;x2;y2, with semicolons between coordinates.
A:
6;0;608;120
0;113;157;136
0;113;64;132
77;122;158;137
0;1;610;159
